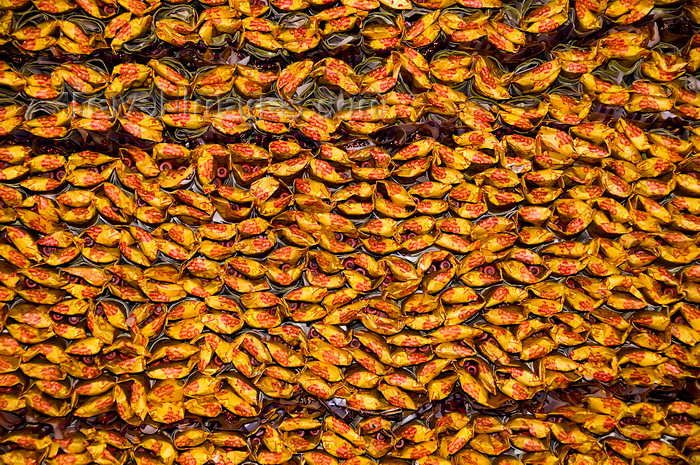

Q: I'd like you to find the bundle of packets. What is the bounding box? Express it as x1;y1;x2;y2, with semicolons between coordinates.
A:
0;0;699;464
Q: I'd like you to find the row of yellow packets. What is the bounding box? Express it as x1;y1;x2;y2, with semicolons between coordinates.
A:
2;0;700;51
